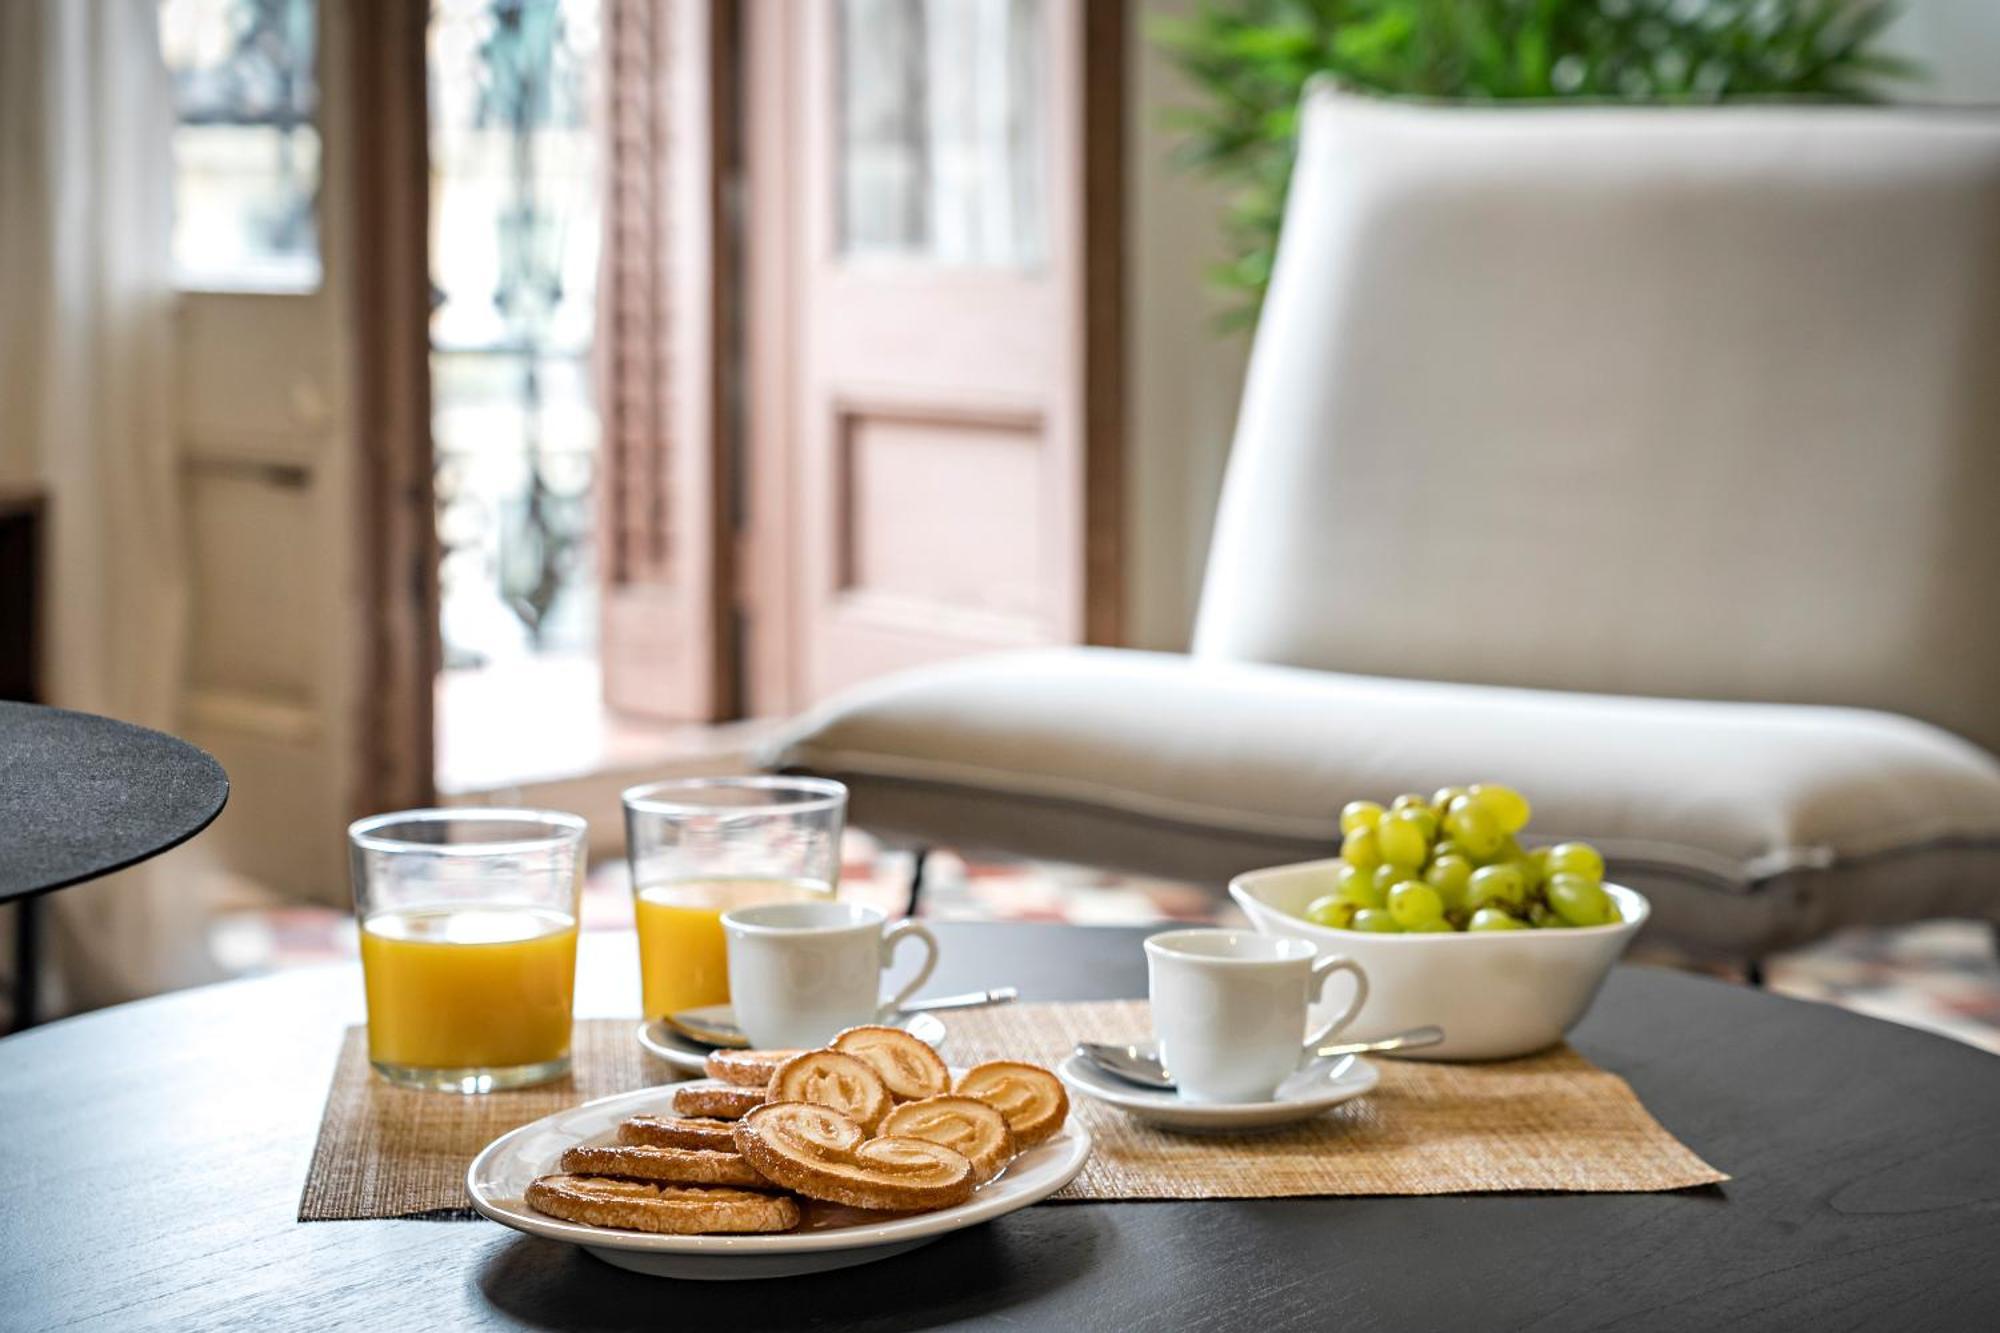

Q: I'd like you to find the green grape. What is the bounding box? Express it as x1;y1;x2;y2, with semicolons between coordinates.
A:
1377;815;1429;868
1444;796;1504;859
1370;863;1403;896
1431;838;1468;863
1489;834;1524;866
1349;908;1403;933
1337;863;1386;908
1431;785;1470;816
1528;901;1559;929
1341;824;1382;871
1548;874;1613;927
1468;906;1527;931
1409;918;1456;933
1306;895;1358;929
1466;863;1526;910
1387;880;1445;929
1515;847;1547;892
1545;841;1605;882
1339;800;1384;837
1468;782;1531;834
1424;853;1474;911
1388;803;1439;842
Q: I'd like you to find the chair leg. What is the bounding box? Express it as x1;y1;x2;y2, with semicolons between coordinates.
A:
1743;957;1766;989
10;896;39;1032
904;847;930;919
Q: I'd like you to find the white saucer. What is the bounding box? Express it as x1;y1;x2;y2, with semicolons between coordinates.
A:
468;1078;1092;1279
1056;1048;1379;1131
636;1010;949;1076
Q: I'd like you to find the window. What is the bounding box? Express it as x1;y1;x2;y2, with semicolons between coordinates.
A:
430;0;603;677
839;0;1046;268
158;0;322;289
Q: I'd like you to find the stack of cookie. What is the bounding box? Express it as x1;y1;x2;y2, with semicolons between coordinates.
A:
524;1025;1069;1235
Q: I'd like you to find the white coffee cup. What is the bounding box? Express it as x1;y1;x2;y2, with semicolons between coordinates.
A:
1145;929;1369;1104
722;900;939;1049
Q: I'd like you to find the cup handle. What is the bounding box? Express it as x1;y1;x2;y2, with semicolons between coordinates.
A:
878;920;940;1015
1302;955;1369;1052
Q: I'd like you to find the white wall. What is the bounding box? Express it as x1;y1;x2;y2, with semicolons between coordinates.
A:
1120;0;2000;654
1888;0;2000;103
1122;0;1249;651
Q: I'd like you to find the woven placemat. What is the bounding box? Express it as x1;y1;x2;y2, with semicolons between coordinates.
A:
300;1021;663;1221
950;1000;1726;1200
300;1003;1724;1221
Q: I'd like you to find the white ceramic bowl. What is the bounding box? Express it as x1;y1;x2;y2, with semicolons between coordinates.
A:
1229;859;1649;1061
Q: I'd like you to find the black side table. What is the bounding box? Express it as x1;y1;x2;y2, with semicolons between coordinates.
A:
0;701;229;1029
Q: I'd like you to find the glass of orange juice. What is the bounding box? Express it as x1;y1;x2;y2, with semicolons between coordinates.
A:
622;777;846;1020
348;808;586;1092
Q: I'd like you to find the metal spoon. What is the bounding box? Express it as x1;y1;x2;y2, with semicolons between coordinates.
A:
665;987;1020;1049
1076;1025;1447;1092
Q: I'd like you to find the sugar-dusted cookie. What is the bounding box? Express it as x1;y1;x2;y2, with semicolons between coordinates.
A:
558;1143;768;1189
954;1061;1069;1147
671;1082;766;1120
733;1102;974;1212
831;1025;951;1102
704;1048;806;1088
524;1176;799;1235
765;1049;891;1133
617;1114;739;1152
878;1095;1016;1183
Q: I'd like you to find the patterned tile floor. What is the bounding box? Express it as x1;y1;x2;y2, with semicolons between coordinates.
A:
212;830;2000;1054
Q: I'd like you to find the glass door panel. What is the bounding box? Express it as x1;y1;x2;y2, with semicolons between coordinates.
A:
837;0;1045;268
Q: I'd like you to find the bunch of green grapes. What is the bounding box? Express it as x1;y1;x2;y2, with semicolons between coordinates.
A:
1301;784;1618;934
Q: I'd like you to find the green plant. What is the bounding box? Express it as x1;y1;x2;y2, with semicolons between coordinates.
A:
1157;0;1920;324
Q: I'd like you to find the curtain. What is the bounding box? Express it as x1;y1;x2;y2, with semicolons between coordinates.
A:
0;0;223;1013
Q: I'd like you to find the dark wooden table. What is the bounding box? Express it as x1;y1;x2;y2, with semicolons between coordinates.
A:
0;701;229;1028
3;924;1997;1331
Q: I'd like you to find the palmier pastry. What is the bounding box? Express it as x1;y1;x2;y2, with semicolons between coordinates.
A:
831;1025;951;1101
954;1061;1069;1147
617;1114;739;1153
558;1143;768;1189
672;1082;766;1120
705;1048;806;1088
765;1049;891;1132
525;1175;799;1235
878;1095;1015;1184
733;1102;974;1212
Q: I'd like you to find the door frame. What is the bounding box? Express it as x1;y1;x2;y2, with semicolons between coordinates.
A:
342;0;439;818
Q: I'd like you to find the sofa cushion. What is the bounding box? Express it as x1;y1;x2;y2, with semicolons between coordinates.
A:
1195;91;2000;758
762;648;2000;957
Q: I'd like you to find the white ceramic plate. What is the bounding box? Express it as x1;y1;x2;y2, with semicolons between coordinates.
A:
635;1011;949;1077
1056;1049;1379;1132
467;1080;1092;1280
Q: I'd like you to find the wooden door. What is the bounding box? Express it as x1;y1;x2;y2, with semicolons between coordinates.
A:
174;0;433;904
747;0;1124;709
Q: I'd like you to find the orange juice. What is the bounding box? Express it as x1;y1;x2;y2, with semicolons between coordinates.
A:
635;877;831;1017
360;906;578;1070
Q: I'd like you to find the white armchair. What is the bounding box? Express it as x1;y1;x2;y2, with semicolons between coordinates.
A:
765;90;2000;962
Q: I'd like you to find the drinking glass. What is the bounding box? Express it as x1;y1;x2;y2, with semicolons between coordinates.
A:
623;776;847;1020
348;808;586;1092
